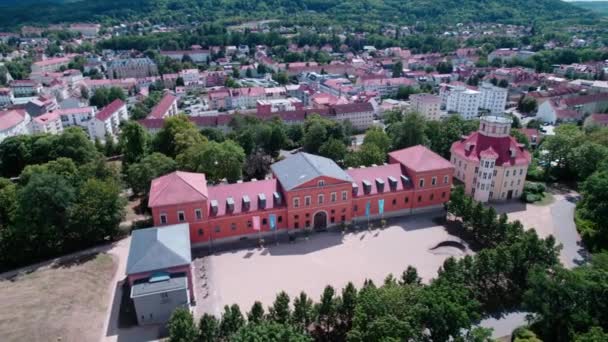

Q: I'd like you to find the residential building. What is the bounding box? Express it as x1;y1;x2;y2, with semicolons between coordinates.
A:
10;80;42;97
584;113;608;128
332;102;375;130
446;86;481;120
161;49;210;63
69;23;101;38
450;115;531;203
256;98;303;116
358;77;417;98
0;88;14;107
537;93;608;124
89;99;129;142
479;82;508;115
0;109;30;141
31;111;63;135
24;95;58;117
148;92;178;119
410;93;441;121
148;146;453;246
56;106;96;133
31;56;72;73
126;224;193;326
107;58;158;79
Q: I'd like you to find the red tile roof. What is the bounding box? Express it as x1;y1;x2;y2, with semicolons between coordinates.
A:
95;99;125;121
451;132;531;166
588;113;608;126
207;179;281;216
148;171;208;208
389;145;454;173
148;93;177;119
0;109;27;131
347;164;410;196
563;93;608;107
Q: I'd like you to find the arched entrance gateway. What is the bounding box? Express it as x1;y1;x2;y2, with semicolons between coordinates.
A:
313;211;328;229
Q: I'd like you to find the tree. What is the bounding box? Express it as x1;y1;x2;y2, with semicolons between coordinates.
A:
362;127;391;153
498;79;509;88
13;172;76;260
302;121;327;154
569;142;608;181
315;285;338;335
68;178;125;243
153;115;206;158
268;291;291;324
338;282;358;332
436;61;453;74
292;292;314;331
400;266;422;285
319;138;347;162
0;177;16;226
177;140;245;183
51;127;99;165
574;327;608;342
388;112;428;149
392;60;403;77
198;314;219;342
168;308;198;342
126;152;177;195
247;301;265;324
219;304;245;338
272;71;289;85
518;97;538;114
396;86;417;100
243;150;272;181
511;129;530;150
231;322;312;342
119;121;150;166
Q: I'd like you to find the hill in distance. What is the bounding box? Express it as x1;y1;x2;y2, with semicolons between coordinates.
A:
0;0;595;30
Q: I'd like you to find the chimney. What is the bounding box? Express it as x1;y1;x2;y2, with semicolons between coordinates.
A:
258;193;266;209
210;200;218;215
362;180;372;194
388;176;398;191
273;192;282;206
226;197;235;214
242;195;250;211
375;178;385;193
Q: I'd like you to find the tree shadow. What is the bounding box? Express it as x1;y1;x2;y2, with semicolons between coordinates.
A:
490;201;527;214
265;231;344;256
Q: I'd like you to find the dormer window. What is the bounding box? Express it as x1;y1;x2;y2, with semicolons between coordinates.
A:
318;180;325;187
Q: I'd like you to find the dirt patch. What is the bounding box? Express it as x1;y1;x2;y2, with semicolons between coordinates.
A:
0;253;118;342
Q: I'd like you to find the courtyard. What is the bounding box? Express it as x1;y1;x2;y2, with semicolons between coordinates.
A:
194;213;471;316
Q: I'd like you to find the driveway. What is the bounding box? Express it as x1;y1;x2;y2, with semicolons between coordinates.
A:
492;192;585;269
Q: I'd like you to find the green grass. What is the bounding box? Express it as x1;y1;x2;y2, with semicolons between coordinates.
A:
530;191;555;206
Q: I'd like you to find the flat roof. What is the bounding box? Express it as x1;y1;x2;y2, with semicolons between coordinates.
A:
131;274;187;298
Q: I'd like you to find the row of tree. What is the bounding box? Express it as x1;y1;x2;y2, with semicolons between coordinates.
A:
0;128;125;270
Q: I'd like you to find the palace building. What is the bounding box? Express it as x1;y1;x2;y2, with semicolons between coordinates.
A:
148;145;454;246
450;115;532;203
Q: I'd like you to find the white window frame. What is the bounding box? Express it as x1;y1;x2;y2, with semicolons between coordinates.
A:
318;194;324;205
305;196;311;206
443;175;448;184
195;208;202;221
160;213;168;224
293;197;300;208
432;177;437;185
331;192;337;202
419;179;424;188
342;190;347;201
177;210;185;222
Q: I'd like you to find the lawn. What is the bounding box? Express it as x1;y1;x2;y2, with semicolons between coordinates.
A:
0;253;118;342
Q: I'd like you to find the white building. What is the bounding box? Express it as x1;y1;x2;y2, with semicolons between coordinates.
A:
69;23;101;38
410;93;441;121
147;92;179;119
31;111;63;135
89;99;129;142
479;82;508;115
31;56;72;73
446;86;481;120
332;102;375;130
0;109;31;142
56;106;96;134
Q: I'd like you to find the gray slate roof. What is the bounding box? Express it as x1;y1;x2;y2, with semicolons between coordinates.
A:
126;224;191;275
271;152;352;191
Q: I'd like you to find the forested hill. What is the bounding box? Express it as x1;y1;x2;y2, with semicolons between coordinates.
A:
0;0;595;30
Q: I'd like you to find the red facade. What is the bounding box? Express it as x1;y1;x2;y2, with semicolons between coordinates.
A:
149;145;454;245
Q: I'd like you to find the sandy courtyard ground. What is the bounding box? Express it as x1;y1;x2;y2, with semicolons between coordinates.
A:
0;253;117;342
195;213;468;316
